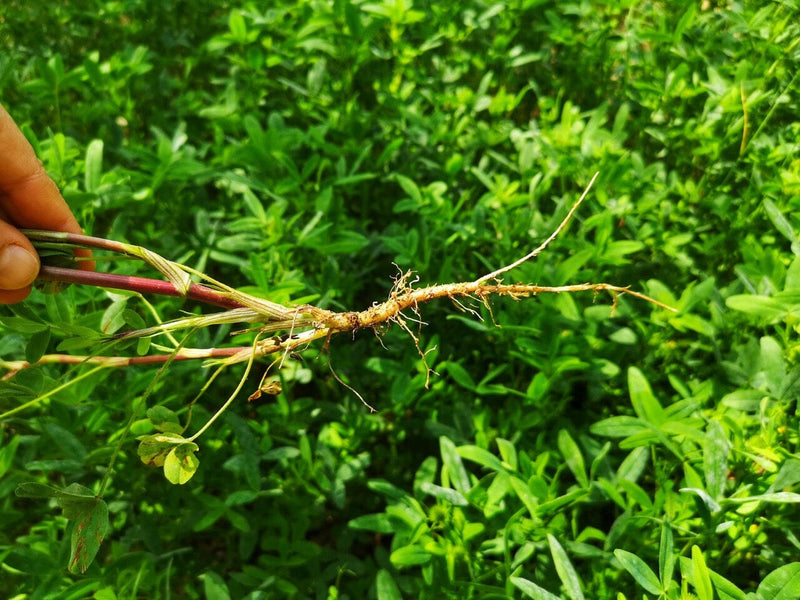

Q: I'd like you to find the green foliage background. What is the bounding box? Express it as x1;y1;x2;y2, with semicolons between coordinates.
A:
2;1;800;598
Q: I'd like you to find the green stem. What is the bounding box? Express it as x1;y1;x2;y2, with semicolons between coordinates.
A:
187;333;261;442
0;365;109;420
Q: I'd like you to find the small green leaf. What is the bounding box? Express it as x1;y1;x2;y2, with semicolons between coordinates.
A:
509;475;540;517
57;483;97;519
763;198;798;248
84;139;104;193
15;481;61;499
202;570;232;600
137;433;186;467
510;576;563;600
496;438;518;470
67;497;108;574
691;546;713;600
390;545;431;568
376;569;402;600
628;367;665;425
590;416;646;438
548;534;585;600
444;361;476;390
228;11;247;40
659;521;675;590
419;481;468;506
0;435;20;478
394;174;423;204
163;442;200;485
725;295;797;322
704;420;729;500
557;430;588;488
457;445;506;472
614;549;662;595
756;563;800;600
348;513;395;534
25;327;51;363
147;405;183;434
439;436;471;495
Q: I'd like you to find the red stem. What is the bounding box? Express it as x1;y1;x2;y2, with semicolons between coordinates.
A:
38;266;245;310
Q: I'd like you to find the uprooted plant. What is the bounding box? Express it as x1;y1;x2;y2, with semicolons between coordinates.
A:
0;173;675;571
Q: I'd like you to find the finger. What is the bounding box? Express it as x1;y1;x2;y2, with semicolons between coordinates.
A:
0;104;94;272
0;219;40;303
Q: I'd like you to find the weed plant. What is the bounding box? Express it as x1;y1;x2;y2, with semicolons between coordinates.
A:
1;1;800;598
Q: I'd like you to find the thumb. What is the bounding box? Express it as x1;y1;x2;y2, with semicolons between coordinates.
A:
0;219;40;302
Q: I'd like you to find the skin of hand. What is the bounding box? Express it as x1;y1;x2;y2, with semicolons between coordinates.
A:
0;103;94;304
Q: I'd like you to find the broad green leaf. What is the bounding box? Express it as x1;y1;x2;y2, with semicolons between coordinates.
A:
0;316;49;334
57;483;98;519
43;423;87;461
163;442;200;485
390;545;431;568
760;336;786;397
725;295;797;322
763;198;799;248
617;447;649;483
547;534;585;600
757;563;800;600
147;405;183;434
691;546;713;600
67;497;108;574
457;445;506;472
25;327;50;364
614;549;662;595
15;481;62;499
376;569;402;600
557;430;588;488
395;174;422;204
628;367;665;425
100;300;128;335
137;433;186;467
590;416;646;438
419;482;468;506
228;11;247;40
510;576;563;600
496;438;518;470
348;513;395;534
680;487;722;513
203;570;232;600
444;361;476;390
704;420;729;500
710;570;747;600
509;475;539;517
0;435;20;478
440;436;471;495
84;139;104;193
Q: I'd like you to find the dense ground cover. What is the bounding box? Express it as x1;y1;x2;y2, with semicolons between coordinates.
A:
1;1;800;598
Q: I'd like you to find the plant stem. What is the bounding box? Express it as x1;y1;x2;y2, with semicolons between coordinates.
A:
38;265;244;310
0;365;109;420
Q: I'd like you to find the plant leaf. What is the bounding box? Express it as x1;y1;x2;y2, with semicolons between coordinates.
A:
547;534;585;600
67;497;108;574
757;563;800;600
510;576;563;600
614;549;662;595
691;545;713;600
163;442;200;485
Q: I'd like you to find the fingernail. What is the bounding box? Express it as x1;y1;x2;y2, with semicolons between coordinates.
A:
0;245;40;290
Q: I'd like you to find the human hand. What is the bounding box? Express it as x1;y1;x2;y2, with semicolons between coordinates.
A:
0;103;93;304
